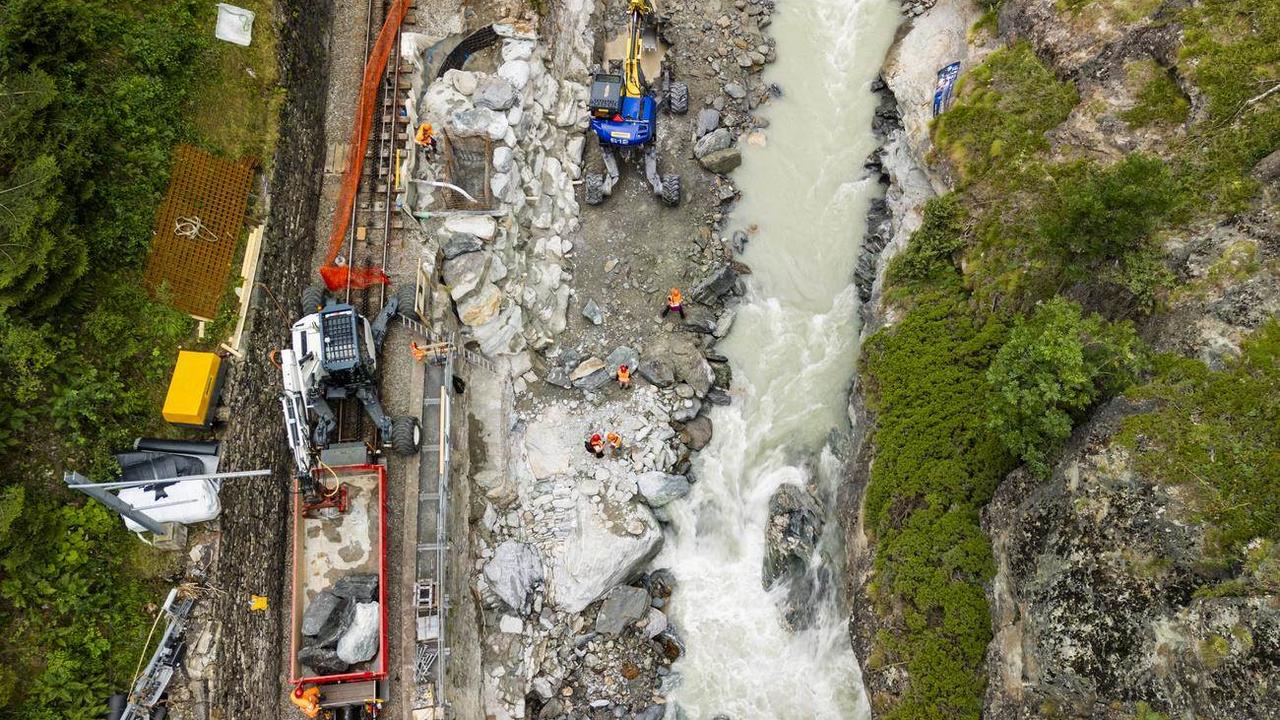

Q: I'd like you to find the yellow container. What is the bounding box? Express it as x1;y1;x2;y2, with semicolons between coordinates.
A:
163;351;224;428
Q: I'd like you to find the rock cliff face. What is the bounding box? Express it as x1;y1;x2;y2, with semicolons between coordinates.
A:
852;0;1280;716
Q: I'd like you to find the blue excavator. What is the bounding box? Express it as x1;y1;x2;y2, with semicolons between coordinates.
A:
585;0;688;206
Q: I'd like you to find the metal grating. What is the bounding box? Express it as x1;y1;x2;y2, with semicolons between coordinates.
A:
320;309;360;367
439;132;493;211
143;145;254;319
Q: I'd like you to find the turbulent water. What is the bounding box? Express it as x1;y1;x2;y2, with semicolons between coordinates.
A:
656;0;899;716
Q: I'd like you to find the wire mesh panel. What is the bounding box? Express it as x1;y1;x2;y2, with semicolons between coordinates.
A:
143;145;254;318
439;132;493;211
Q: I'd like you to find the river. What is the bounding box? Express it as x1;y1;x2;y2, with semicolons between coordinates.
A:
656;0;899;716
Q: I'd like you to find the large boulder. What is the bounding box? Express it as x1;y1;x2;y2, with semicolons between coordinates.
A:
473;76;518;111
551;499;663;613
694;128;733;159
636;472;691;507
484;541;544;612
668;339;715;396
604;346;640;376
594;585;652;635
301;590;342;636
443;233;484;259
457;283;503;326
637;358;674;388
332;574;379;602
691;263;739;303
443;251;488;300
681;415;713;450
335;601;380;664
764;483;824;630
444;214;497;240
699;147;743;174
299;645;349;676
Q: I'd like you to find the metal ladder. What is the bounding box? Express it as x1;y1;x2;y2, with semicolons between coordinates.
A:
398;314;499;374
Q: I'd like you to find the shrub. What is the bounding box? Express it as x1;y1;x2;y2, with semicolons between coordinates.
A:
889;195;968;282
987;297;1146;475
1122;63;1189;128
863;289;1013;719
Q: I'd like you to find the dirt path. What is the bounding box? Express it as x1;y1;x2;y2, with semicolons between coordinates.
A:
209;0;334;716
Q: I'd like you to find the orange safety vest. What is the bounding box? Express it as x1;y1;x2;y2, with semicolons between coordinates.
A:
618;365;631;382
589;433;604;450
291;686;322;718
667;289;683;307
415;123;435;146
411;341;427;361
606;432;621;448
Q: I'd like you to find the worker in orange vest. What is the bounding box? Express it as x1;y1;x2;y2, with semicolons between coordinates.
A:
606;431;623;457
662;287;686;320
585;432;605;458
415;122;438;157
290;685;322;718
410;341;428;362
616;364;632;390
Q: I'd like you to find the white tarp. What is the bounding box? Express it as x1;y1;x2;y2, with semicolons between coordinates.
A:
214;3;255;47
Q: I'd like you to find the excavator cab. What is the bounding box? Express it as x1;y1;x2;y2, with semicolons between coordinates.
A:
589;73;624;118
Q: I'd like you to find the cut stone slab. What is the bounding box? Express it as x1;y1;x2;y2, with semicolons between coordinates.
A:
444;214;497;239
594;585;652;635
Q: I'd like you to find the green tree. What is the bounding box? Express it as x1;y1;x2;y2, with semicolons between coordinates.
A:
987;297;1146;475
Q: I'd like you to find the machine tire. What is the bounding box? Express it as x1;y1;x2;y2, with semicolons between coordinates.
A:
668;81;689;115
660;174;681;207
391;415;421;456
395;283;420;322
300;284;328;315
585;173;605;205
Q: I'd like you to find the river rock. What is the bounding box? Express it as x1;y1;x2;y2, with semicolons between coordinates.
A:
333;573;379;602
643;607;669;639
571;357;611;389
604;346;640;376
668;340;714;396
637;358;674;388
681;415;713;450
302;590;342;636
484;541;545;612
694;128;733;159
672;399;701;422
473;76;518;110
696;108;721;137
594;585;652;634
582;298;604;325
498;59;531;89
724;82;747;99
443;233;484;259
637;472;691;507
699;147;743;174
336;601;380;664
299;645;349;676
692;263;739;302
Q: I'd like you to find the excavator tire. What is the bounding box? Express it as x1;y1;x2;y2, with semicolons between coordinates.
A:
391;415;421;455
668;81;689;115
300;284;328;316
660;174;681;207
585;173;605;205
395;283;420;322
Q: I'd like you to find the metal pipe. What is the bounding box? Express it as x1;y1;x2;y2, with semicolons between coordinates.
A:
64;471;165;535
68;469;272;491
134;437;220;456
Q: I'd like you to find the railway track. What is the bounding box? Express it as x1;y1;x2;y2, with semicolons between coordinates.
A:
336;0;414;444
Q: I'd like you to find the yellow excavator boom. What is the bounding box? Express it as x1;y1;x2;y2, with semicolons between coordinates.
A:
623;0;651;98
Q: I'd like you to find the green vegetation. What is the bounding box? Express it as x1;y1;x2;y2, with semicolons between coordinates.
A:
1133;701;1170;720
1122;61;1189;127
887;195;967;283
1119;321;1280;558
1175;0;1280;213
986;298;1146;476
933;43;1078;183
0;1;279;716
862;288;1013;719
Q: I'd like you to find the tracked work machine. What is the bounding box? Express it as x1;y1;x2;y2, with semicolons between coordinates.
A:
585;0;688;206
280;284;421;495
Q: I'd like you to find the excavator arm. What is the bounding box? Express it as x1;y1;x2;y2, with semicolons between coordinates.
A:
623;0;650;98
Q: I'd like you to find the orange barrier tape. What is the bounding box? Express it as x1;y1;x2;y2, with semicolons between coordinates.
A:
319;0;411;291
